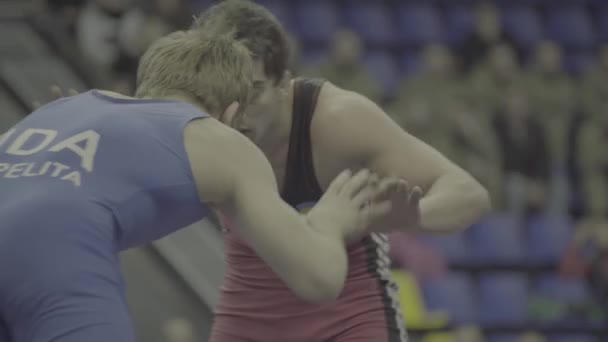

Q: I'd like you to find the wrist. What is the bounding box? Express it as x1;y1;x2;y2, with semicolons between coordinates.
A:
417;197;451;233
305;210;348;243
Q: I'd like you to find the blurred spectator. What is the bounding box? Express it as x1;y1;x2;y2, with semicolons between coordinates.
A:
45;0;86;34
442;98;504;208
581;45;608;121
389;98;451;155
469;44;523;119
390;41;503;208
118;8;173;67
576;111;608;219
390;44;459;127
560;219;608;316
306;29;382;101
524;41;575;166
152;0;193;29
456;2;518;72
492;89;550;215
76;0;136;69
77;0;173;94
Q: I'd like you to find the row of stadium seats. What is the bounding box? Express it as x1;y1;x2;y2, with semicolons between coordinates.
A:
425;331;600;342
422;271;593;326
394;270;602;335
245;0;608;50
402;214;574;267
218;0;606;96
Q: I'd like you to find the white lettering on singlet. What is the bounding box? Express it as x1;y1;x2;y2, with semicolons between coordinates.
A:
0;161;81;186
0;128;15;148
6;129;58;155
0;128;101;187
48;130;100;172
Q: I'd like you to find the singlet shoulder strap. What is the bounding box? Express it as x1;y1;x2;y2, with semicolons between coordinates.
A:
282;77;326;206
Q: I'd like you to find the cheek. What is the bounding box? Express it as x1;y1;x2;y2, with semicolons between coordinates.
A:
249;103;274;119
245;107;265;122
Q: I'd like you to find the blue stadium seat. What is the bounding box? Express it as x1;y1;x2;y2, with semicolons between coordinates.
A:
423;233;471;265
293;1;338;45
595;6;608;43
189;0;212;12
394;0;442;3
397;3;443;47
533;275;594;328
363;51;400;97
545;6;595;50
500;5;544;52
548;334;597;342
526;214;573;264
443;5;475;47
536;275;591;304
343;2;397;47
590;0;608;8
422;272;478;324
486;334;521;342
299;48;326;67
563;51;595;75
252;0;293;32
478;272;529;326
398;50;423;78
468;214;526;266
536;0;591;5
496;0;544;4
437;0;477;5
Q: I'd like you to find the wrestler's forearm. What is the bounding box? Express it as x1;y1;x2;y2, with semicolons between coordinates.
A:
256;216;349;303
418;173;491;234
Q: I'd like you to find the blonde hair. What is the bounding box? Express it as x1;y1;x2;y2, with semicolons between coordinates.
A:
136;30;253;116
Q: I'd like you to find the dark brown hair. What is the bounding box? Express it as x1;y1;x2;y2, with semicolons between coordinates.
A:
193;0;290;85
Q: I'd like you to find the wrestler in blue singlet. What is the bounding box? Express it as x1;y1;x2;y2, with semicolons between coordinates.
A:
0;91;210;341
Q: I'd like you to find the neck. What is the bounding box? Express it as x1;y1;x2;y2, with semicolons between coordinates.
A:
149;93;209;113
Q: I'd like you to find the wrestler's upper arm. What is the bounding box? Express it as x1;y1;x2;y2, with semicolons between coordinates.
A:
314;88;464;192
184;119;303;239
183;116;283;204
183;118;238;205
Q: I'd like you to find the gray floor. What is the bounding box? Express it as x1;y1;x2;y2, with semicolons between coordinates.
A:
120;247;213;342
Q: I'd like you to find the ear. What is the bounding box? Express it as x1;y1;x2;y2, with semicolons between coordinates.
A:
219;101;240;125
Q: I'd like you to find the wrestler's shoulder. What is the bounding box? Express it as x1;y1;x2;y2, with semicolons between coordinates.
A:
313;81;383;134
184;118;262;204
185;118;254;155
309;82;386;168
315;82;367;121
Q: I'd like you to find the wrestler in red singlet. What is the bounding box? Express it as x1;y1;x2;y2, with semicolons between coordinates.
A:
210;79;407;342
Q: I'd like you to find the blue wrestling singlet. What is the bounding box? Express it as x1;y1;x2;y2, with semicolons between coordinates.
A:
0;91;210;341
